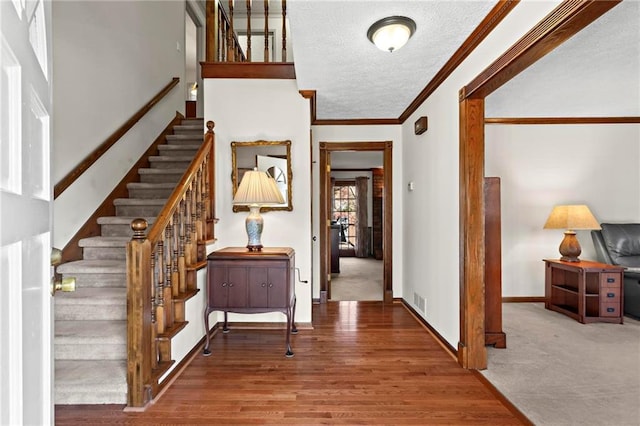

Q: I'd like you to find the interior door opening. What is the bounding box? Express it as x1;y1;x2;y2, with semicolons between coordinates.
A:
319;142;393;304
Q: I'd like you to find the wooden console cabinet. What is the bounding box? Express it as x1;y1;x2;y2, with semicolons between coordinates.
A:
544;259;624;324
204;247;297;357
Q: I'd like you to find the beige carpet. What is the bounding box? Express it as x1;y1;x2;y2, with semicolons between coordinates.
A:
482;303;640;426
330;257;383;301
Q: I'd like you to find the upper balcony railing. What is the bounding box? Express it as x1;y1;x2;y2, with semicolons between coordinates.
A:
206;0;290;64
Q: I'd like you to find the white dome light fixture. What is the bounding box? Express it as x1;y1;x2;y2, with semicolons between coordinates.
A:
367;16;416;53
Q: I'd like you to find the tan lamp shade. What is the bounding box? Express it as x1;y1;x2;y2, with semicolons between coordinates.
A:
543;205;600;262
233;169;285;206
543;205;601;231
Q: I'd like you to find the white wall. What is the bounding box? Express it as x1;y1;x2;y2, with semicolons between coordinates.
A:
401;1;562;347
204;79;312;323
52;0;186;248
485;124;640;297
311;125;403;300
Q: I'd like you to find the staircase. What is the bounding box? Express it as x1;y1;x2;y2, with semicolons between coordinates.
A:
54;118;205;405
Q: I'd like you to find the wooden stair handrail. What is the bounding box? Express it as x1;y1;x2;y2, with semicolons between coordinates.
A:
54;77;180;199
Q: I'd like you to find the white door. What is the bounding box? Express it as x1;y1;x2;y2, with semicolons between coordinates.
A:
1;0;53;424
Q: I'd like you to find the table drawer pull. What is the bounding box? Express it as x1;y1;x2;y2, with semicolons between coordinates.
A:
607;278;616;283
607;292;616;298
607;307;615;313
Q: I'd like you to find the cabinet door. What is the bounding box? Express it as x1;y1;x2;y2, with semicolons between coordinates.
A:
248;267;269;307
266;267;288;308
226;267;248;307
209;266;229;307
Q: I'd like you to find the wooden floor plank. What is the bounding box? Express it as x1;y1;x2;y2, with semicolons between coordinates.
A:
55;301;530;425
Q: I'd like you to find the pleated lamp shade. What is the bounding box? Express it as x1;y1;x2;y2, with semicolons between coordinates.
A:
233;169;285;206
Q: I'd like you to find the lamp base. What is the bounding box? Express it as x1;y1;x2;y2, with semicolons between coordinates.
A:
245;205;264;252
559;230;581;262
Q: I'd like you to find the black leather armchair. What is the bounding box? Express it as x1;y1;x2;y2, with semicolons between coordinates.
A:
591;223;640;318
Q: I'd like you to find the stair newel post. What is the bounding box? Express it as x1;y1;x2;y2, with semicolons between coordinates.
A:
171;213;180;297
126;218;153;408
264;0;269;62
227;0;234;61
281;0;286;61
206;121;216;241
246;0;252;60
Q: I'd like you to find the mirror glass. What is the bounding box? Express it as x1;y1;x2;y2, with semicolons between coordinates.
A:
231;140;292;212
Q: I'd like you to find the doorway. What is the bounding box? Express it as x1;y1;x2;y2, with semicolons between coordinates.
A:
319;142;393;303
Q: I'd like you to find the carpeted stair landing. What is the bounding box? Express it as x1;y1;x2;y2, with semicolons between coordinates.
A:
54;118;204;405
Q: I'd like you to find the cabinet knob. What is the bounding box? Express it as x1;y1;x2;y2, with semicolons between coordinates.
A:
268;283;273;288
261;283;266;287
229;282;234;287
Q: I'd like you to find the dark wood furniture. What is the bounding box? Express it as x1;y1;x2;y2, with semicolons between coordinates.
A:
330;224;340;273
544;259;624;324
484;177;506;347
204;247;297;357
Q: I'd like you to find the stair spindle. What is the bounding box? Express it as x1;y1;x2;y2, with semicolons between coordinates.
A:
282;0;287;61
246;0;252;61
264;0;269;62
227;0;235;61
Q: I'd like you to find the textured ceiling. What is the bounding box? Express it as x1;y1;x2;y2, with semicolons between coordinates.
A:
288;0;496;120
288;1;638;121
487;0;640;117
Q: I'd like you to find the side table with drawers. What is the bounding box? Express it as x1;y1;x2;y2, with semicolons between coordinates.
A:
544;259;625;324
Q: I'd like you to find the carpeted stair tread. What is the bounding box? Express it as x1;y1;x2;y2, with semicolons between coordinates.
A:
55;320;126;344
138;167;185;175
78;236;130;248
57;259;125;275
55;360;127;404
55;287;125;304
149;155;194;161
158;144;201;151
173;124;203;133
113;198;167;206
127;182;176;189
97;216;156;224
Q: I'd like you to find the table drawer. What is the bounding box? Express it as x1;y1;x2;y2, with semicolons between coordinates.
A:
600;273;621;288
600;287;620;302
600;301;621;317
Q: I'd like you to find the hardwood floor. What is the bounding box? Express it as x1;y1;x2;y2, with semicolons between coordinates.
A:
56;302;530;425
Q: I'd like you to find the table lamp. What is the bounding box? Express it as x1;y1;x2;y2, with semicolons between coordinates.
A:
232;168;285;251
543;204;601;262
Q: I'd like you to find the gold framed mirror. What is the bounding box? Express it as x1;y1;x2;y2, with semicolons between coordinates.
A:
231;140;292;212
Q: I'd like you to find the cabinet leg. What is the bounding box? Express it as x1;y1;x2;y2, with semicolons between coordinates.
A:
285;310;294;358
203;307;212;356
223;311;230;333
291;295;298;334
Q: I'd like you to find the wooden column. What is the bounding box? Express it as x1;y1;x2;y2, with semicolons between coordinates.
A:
458;96;487;370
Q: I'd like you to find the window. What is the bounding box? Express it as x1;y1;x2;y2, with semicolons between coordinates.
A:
332;182;357;251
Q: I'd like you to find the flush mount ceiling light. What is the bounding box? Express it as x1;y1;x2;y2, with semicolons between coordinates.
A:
367;16;416;52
